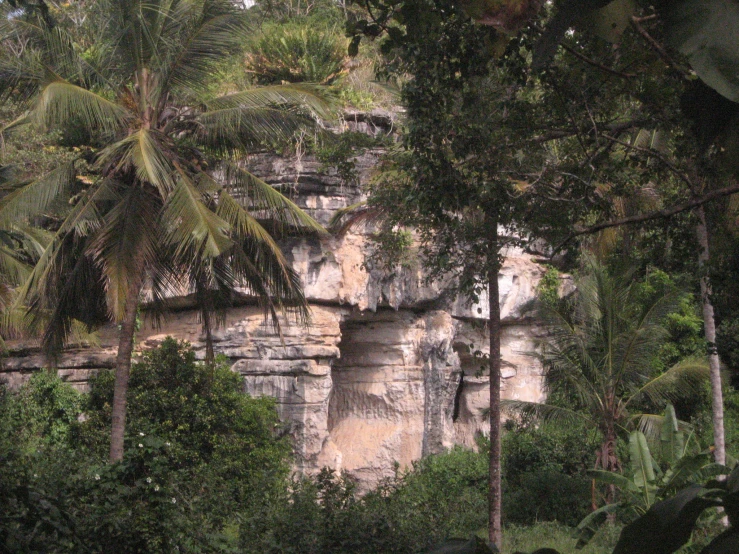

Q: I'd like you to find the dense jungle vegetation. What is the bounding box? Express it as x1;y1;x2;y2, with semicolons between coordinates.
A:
2;0;739;552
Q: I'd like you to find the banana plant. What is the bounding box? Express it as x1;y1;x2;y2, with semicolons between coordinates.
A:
606;462;739;554
575;405;728;548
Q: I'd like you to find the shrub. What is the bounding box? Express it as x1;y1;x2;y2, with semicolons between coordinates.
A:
0;378;85;551
242;446;489;553
503;470;591;527
74;338;292;519
5;370;82;450
501;421;598;526
245;21;347;85
1;339;291;553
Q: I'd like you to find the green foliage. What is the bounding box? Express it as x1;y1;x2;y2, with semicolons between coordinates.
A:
504;470;591;528
0;339;291;553
369;227;416;270
425;536;496;553
504;522;620;554
575;407;725;550
4;370;82;450
502;421;597;526
70;436;212;553
717;318;739;374
246;21;348;85
242;446;489;553
508;259;710;477
536;266;561;310
692;387;739;461
632;269;706;374
75;338;291;513
315;131;386;186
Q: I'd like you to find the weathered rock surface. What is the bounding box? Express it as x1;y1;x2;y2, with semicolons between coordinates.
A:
0;137;548;491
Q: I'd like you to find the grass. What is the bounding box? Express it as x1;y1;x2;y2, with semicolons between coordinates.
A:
502;522;622;554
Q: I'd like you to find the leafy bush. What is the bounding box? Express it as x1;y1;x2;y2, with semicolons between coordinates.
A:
504;470;591;527
4;371;82;450
74;338;291;518
0;381;84;551
1;338;291;553
246;21;347;85
501;421;597;526
242;447;488;553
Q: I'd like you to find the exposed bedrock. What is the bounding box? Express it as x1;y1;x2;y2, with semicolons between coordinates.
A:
1;137;549;490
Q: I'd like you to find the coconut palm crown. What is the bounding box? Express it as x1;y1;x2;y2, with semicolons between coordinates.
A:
0;0;333;461
505;258;709;478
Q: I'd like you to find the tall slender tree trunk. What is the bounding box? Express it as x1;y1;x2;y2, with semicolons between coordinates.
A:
695;206;726;466
109;267;146;463
599;419;620;506
487;219;502;550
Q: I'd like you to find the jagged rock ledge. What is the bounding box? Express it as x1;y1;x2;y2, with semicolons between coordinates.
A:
1;127;549;491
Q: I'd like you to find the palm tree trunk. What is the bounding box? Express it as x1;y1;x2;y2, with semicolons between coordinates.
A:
109;268;146;463
602;423;619;505
487;219;502;550
695;206;725;466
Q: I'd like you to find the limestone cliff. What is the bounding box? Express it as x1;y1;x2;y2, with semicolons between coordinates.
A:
0;118;548;490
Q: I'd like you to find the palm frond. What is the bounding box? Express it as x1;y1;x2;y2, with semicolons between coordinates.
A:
612;288;680;389
31;79;131;134
216;190;285;255
197;105;317;152
631;412;694;444
219;163;326;234
96;130;177;196
39;238;110;358
632;357;710;407
0;241;33;285
163;174;233;260
205;83;337;120
228;236;310;328
327;201;386;235
160;5;250;95
501;399;589;426
16;179;112;308
0;163;78;226
89;184;162;321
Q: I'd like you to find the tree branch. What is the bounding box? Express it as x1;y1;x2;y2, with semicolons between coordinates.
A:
630;17;691;79
601;133;697;193
553;182;739;254
561;43;637;79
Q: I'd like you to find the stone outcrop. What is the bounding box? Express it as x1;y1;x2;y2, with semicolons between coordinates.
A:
0;121;549;490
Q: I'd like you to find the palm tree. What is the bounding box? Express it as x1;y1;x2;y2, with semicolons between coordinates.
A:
0;164;53;348
505;258;709;485
0;0;332;461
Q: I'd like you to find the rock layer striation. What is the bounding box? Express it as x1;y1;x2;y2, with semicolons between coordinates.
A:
1;129;547;490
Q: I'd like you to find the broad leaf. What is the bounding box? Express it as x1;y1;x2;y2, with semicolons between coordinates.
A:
660;404;685;466
581;0;636;43
662;0;739;103
629;431;657;507
588;469;640;493
612;484;718;554
574;503;619;548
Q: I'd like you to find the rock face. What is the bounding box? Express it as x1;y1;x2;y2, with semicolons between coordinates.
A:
0;127;548;491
